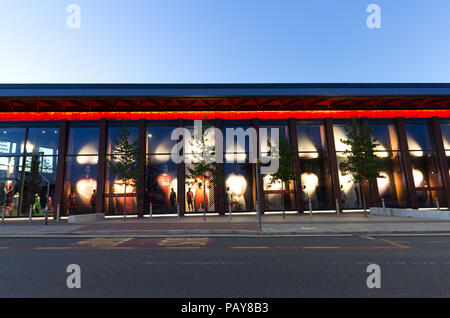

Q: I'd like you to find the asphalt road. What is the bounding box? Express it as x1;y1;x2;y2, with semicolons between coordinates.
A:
1;234;450;298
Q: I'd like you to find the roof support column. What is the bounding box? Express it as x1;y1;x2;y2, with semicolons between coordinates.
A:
54;119;68;218
396;117;419;209
288;118;304;213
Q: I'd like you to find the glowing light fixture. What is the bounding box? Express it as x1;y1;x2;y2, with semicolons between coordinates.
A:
412;169;424;187
225;174;247;197
376;172;390;195
301;172;319;197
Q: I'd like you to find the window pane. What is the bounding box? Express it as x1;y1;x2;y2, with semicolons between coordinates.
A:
369;124;399;151
107;126;138;154
22;155;58;217
297;125;326;152
0;128;26;155
405;124;433;151
27;128;59;156
147;126;178;154
104;155;137;215
145;154;178;214
224;162;254;212
67;127;99;155
63;156;98;215
376;151;408;207
300;152;333;210
0;156;22;216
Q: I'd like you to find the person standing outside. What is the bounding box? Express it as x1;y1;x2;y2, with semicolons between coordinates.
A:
90;189;97;213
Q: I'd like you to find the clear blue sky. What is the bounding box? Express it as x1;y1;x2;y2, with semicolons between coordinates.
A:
1;0;449;83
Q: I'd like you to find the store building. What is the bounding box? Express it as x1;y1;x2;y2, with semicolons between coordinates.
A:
0;83;449;217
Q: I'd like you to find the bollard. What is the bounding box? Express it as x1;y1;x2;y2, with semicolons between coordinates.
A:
28;205;33;223
56;204;60;224
309;199;312;221
177;202;180;219
435;197;440;211
336;199;340;216
1;207;5;224
149;203;153;219
382;198;386;216
228;202;232;221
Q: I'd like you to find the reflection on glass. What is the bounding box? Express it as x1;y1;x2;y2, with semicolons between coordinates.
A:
224;163;254;212
146;155;177;214
64;156;98;215
263;174;295;211
147;126;178;155
337;158;363;209
107;126;138;154
67;127;99;155
0;156;21;216
185;162;215;213
0;128;26;155
298;124;332;210
409;150;445;208
333;125;351;155
405;124;433;152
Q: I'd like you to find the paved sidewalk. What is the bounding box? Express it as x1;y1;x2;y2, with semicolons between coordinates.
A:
2;212;450;236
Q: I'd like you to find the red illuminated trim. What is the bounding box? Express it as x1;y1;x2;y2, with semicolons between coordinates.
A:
0;110;448;121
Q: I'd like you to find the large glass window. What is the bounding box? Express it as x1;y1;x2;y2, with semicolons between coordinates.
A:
104;124;139;215
223;123;255;212
64;126;99;215
333;123;364;209
0;128;26;216
146;124;178;214
297;124;333;210
184;123;217;213
0;127;59;217
260;124;295;211
441;123;450;178
406;123;445;208
369;123;408;207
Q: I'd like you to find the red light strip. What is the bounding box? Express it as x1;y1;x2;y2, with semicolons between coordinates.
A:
0;110;448;121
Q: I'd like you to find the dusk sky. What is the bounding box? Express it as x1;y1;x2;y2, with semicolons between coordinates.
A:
1;0;449;83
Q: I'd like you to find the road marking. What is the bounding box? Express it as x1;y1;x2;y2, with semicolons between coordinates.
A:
76;237;133;247
145;261;250;265
358;234;410;249
158;238;211;247
303;246;340;249
231;246;271;249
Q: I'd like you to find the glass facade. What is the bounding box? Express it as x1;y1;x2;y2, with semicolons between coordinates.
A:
369;123;408;207
223;123;255;212
0;118;449;218
0;127;59;217
333;123;364;209
259;124;295;211
184;123;217;213
405;123;446;208
104;124;139;215
64;126;99;215
146;124;178;214
442;123;450;177
297;124;333;210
